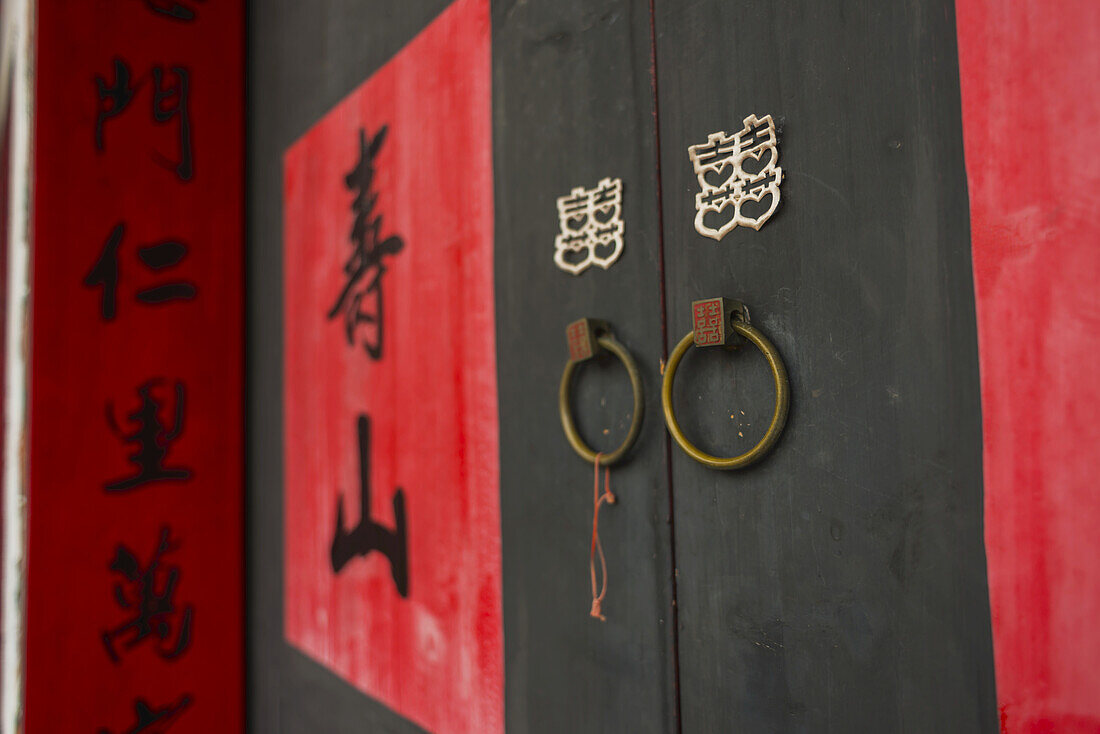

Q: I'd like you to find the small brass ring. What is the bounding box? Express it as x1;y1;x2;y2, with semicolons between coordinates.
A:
559;335;644;465
662;322;790;470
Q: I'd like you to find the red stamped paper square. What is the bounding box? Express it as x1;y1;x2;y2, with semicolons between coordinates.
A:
693;297;726;346
282;1;501;732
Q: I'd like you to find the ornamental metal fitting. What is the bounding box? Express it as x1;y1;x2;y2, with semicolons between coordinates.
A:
560;318;644;466
691;297;749;348
663;298;790;470
688;114;782;240
566;317;611;362
554;177;625;275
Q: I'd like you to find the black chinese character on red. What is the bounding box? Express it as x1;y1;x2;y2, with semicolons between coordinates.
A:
84;222;197;321
331;414;409;596
95;59;136;152
93;60;194;182
102;527;193;663
328;126;405;360
98;694;192;734
105;379;191;492
151;66;193;180
145;0;205;21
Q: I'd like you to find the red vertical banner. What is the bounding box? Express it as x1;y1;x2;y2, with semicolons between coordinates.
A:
25;2;243;732
282;0;501;732
956;0;1100;730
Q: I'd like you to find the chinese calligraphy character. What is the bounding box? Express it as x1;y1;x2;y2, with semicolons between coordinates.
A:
331;415;409;597
104;379;191;492
688;113;782;240
152;66;193;181
145;0;204;21
85;223;125;319
92;61;195;182
553;177;624;275
94;59;136;152
84;222;197;320
98;694;192;734
327;126;405;360
102;526;193;663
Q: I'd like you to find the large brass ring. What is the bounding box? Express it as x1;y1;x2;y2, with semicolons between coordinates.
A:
559;334;644;465
661;323;790;470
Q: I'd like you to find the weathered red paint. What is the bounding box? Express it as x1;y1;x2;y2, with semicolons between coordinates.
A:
955;1;1100;730
282;1;501;732
25;2;243;731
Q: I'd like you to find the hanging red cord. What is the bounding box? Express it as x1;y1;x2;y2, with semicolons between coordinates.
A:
589;452;616;621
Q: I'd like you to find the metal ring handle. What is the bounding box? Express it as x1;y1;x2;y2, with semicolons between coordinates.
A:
661;322;790;469
559;334;645;465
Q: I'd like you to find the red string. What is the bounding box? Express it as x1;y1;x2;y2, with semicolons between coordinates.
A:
589;452;616;621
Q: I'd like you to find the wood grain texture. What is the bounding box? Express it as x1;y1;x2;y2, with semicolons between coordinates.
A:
491;1;679;732
650;0;998;731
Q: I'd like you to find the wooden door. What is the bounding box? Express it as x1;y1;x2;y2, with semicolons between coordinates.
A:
250;0;677;731
492;1;677;731
651;1;997;730
248;0;998;731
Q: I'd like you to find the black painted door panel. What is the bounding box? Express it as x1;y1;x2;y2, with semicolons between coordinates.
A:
493;1;678;731
651;1;997;731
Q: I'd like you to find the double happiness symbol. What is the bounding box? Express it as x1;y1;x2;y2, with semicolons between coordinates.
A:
688;114;782;241
553;177;624;275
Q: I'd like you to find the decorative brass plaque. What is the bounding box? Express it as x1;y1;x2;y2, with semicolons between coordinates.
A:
554;177;625;275
688;114;782;240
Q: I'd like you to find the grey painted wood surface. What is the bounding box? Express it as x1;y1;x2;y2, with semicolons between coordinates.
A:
492;0;679;731
651;0;997;731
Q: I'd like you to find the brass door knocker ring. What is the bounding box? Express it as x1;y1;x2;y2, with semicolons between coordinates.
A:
559;318;644;465
662;298;790;469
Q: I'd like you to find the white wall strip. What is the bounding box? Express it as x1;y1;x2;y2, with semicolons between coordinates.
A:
1;0;33;730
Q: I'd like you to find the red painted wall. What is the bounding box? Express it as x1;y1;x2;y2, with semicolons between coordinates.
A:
282;1;502;732
25;2;243;731
955;1;1100;731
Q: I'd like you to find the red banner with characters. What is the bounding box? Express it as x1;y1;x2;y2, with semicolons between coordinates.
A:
25;1;243;731
281;0;501;732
